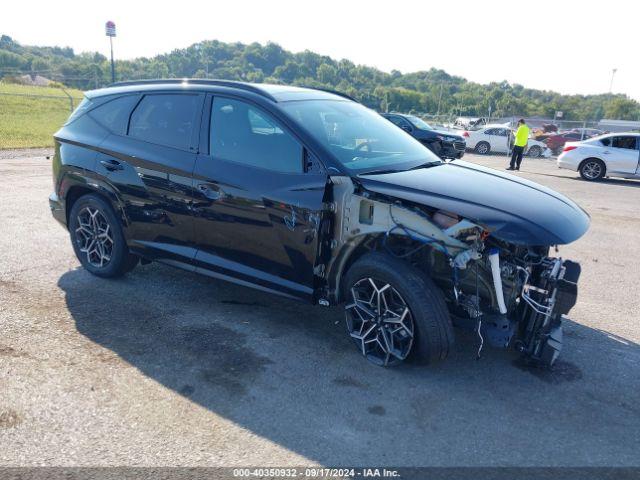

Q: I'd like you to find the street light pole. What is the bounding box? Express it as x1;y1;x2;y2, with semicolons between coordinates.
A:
109;36;115;83
609;68;617;93
105;21;117;84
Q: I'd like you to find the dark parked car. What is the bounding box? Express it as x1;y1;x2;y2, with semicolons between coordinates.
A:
381;113;466;159
50;79;589;367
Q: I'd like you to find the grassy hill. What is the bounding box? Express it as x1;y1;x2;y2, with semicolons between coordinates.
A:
0;83;84;148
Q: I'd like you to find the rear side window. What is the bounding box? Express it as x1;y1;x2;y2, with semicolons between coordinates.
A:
129;94;200;150
612;136;637;150
88;95;139;135
210;97;303;173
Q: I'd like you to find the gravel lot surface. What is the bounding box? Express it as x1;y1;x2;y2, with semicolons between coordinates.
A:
1;148;639;467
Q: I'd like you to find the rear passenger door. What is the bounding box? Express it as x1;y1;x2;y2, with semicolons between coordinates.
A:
94;92;205;264
605;135;640;174
191;95;328;300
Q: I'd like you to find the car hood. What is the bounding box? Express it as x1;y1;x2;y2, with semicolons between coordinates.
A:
357;160;590;246
425;128;464;139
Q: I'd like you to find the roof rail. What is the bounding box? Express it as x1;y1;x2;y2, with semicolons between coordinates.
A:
304;86;357;102
108;78;277;101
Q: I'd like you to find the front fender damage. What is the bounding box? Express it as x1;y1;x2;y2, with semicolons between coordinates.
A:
322;175;581;367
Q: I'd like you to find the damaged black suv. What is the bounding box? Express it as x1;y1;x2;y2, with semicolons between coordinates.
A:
50;80;590;367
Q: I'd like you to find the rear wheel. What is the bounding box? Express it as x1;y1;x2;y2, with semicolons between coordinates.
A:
343;252;454;366
68;194;139;277
475;141;490;155
579;158;606;181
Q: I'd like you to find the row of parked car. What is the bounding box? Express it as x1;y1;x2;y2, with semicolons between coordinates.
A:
381;113;551;159
380;111;640;183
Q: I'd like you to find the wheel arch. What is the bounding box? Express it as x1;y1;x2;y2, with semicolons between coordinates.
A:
578;157;607;175
326;233;383;304
64;180;130;233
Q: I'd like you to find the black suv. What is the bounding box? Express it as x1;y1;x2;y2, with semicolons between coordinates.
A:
50;79;589;367
381;113;465;159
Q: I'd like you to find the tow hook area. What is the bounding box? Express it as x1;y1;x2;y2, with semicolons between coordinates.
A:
481;314;517;348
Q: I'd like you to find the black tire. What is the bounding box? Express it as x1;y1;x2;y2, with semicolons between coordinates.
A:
579;158;606;181
68;194;138;278
343;252;454;366
528;145;542;158
474;141;490;155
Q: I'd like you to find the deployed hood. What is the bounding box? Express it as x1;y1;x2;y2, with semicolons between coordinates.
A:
357;160;590;246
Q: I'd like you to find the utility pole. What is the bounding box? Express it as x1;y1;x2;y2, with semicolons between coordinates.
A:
105;21;117;83
609;68;617;93
436;83;443;117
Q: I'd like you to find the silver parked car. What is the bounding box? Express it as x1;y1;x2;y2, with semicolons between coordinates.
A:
557;132;640;181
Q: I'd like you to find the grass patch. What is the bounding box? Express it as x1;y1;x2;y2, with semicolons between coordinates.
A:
0;83;85;149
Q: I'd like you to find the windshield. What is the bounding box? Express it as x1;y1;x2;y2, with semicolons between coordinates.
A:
406;115;433;130
281;100;440;174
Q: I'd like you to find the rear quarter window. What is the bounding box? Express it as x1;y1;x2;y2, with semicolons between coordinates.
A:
64;97;93;125
88;95;140;135
128;94;201;150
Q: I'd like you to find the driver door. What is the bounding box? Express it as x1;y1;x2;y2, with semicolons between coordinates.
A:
191;95;328;301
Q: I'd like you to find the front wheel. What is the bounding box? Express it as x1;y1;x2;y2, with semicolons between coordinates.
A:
343;252;454;366
68;194;139;278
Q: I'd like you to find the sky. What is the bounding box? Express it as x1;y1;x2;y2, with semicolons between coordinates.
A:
2;0;638;100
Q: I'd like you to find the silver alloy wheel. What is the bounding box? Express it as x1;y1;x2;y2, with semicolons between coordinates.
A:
345;277;414;366
529;146;541;157
74;207;114;268
476;143;489;154
582;161;602;180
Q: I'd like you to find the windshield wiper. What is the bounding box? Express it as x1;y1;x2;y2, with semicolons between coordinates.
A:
408;161;442;170
359;161;442;176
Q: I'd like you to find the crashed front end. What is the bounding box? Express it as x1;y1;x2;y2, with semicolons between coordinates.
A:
326;163;590;366
427;228;582;366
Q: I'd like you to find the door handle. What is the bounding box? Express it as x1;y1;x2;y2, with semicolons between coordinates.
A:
100;158;124;171
197;183;223;200
603;151;611;154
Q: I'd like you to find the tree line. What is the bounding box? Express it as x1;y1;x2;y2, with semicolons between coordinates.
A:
1;34;639;121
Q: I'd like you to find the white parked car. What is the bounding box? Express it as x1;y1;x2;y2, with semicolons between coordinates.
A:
557;132;640;181
463;124;550;157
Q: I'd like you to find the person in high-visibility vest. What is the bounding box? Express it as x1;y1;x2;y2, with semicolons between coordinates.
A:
507;119;530;171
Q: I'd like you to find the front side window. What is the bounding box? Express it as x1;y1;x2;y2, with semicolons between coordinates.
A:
210;97;303;173
129;94;200;150
612;136;637;150
281;100;439;174
406;115;433;130
386;115;408;128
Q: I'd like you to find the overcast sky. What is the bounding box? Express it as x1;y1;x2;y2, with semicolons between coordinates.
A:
2;0;638;100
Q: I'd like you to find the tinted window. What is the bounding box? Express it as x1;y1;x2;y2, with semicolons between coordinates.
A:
600;137;611;147
612;136;637;150
129;94;200;150
387;116;410;128
89;95;139;135
210;98;303;173
484;128;496;135
64;97;93;125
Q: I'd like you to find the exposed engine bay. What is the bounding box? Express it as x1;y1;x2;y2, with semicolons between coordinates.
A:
322;176;582;367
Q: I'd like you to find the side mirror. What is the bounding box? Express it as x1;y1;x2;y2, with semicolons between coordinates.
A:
401;125;412;132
